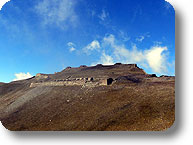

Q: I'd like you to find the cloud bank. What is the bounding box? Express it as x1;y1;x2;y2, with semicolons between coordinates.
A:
92;51;114;66
13;72;33;81
92;34;169;74
145;46;168;73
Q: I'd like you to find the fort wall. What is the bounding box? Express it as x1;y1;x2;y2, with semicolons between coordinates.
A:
30;78;113;88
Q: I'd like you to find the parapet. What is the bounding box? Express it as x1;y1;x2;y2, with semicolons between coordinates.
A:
30;77;114;88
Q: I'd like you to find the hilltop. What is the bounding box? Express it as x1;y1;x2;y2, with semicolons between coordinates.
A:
0;64;175;131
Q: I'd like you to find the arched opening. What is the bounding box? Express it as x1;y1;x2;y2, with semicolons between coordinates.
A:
107;78;113;85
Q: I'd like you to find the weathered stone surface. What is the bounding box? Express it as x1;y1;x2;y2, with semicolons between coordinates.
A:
30;77;113;87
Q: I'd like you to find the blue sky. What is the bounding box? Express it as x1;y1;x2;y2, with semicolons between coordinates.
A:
0;0;175;83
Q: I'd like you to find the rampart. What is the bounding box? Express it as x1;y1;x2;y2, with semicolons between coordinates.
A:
30;78;114;88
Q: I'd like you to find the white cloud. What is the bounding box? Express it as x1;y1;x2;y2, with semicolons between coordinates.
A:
97;52;114;65
67;42;76;52
112;43;145;65
69;47;76;52
98;9;108;21
13;72;33;81
136;36;145;42
67;42;75;47
119;31;130;42
35;0;77;29
103;34;115;46
97;34;169;74
83;40;100;55
0;0;10;11
145;46;168;73
91;52;114;66
136;33;150;42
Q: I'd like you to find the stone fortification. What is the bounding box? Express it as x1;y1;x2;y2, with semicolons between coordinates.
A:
30;77;114;88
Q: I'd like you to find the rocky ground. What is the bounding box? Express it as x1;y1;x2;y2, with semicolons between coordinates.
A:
0;64;175;131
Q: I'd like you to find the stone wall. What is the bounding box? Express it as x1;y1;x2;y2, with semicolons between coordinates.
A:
30;80;85;87
30;78;113;88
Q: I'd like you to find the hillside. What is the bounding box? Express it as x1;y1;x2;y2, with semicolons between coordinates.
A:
0;64;175;131
0;82;5;86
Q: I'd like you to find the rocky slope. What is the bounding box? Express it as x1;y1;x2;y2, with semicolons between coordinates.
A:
0;64;175;131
